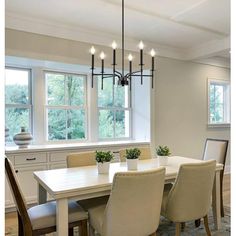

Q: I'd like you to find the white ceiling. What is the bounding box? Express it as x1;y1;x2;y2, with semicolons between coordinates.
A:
5;0;230;62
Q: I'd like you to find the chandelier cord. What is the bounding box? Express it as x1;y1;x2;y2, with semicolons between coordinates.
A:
122;0;124;78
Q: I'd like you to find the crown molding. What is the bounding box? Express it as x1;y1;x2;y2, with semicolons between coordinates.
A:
5;11;230;64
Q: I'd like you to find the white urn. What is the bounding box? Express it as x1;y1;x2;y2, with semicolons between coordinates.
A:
13;127;33;148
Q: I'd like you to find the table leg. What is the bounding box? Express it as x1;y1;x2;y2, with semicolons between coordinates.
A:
37;183;47;204
212;171;221;230
56;198;68;236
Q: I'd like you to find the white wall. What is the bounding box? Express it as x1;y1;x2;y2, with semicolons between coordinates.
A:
155;57;230;165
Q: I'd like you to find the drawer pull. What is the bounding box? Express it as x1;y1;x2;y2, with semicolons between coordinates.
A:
26;158;36;161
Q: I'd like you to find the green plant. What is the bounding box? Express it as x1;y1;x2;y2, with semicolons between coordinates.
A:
125;148;141;159
156;145;171;156
95;151;114;163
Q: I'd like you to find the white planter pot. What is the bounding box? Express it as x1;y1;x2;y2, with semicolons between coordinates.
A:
158;156;168;166
126;158;138;170
97;162;110;174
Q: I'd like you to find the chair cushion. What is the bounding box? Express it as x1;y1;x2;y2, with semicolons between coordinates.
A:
28;200;88;230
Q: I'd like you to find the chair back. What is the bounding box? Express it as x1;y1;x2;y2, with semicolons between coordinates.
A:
119;147;151;162
67;151;96;168
165;160;216;222
5;157;32;230
102;168;165;236
203;138;228;169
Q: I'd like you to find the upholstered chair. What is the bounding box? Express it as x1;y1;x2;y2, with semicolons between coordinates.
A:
119;147;151;162
161;160;216;236
67;151;96;168
203;138;228;217
79;168;165;236
5;157;88;236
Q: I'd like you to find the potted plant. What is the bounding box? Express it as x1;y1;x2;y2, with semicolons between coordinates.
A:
95;151;114;174
156;145;171;166
125;148;141;170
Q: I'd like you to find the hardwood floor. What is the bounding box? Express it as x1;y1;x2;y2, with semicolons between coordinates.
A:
5;174;231;235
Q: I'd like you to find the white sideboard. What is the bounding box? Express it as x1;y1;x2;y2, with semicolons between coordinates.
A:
5;141;150;210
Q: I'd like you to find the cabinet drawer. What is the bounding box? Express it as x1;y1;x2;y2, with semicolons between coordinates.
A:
15;153;47;165
49;152;69;162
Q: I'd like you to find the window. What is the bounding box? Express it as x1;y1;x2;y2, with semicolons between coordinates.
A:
45;71;87;141
97;77;130;139
208;79;230;125
5;67;32;143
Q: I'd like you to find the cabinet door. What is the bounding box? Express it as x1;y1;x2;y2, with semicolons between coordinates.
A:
15;165;47;205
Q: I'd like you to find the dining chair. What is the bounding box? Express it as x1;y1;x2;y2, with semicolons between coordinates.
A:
161;160;216;236
79;168;166;236
5;157;88;236
67;151;96;168
203;138;228;217
119;147;151;162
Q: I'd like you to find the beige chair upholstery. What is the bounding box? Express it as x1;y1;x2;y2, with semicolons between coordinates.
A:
203;138;228;218
119;147;151;162
161;160;216;235
80;168;166;236
67;151;96;168
203;138;228;164
28;201;88;230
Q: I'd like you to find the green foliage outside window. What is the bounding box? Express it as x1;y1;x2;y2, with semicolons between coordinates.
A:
46;72;86;141
98;77;130;139
210;84;224;123
5;68;31;142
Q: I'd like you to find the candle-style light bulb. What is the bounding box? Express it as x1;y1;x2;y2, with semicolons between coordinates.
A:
150;49;156;57
139;41;144;50
112;41;117;49
90;46;96;55
128;54;133;61
100;51;105;60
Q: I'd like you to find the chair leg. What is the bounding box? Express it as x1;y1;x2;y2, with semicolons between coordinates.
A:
175;222;181;236
69;227;74;236
17;211;24;236
220;171;224;217
79;220;88;236
195;219;201;227
203;215;211;236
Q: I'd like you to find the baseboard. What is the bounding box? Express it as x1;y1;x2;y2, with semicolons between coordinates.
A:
224;165;230;174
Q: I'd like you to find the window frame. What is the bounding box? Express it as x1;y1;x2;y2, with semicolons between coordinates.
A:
97;77;132;140
207;78;230;127
5;66;33;143
44;70;88;143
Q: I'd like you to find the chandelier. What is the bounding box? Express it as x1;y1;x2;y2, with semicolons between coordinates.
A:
89;0;156;90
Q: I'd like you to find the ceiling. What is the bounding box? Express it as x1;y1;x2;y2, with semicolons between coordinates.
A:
5;0;230;63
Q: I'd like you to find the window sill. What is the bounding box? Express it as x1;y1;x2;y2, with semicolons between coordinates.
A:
207;123;231;128
5;140;150;154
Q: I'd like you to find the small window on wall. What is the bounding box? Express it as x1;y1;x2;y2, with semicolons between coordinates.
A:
208;79;230;126
97;76;131;139
5;67;32;143
45;71;87;141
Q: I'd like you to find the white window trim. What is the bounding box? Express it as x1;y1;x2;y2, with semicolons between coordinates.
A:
44;70;88;143
207;78;230;127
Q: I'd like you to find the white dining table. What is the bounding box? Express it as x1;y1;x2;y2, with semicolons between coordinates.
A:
34;156;223;236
